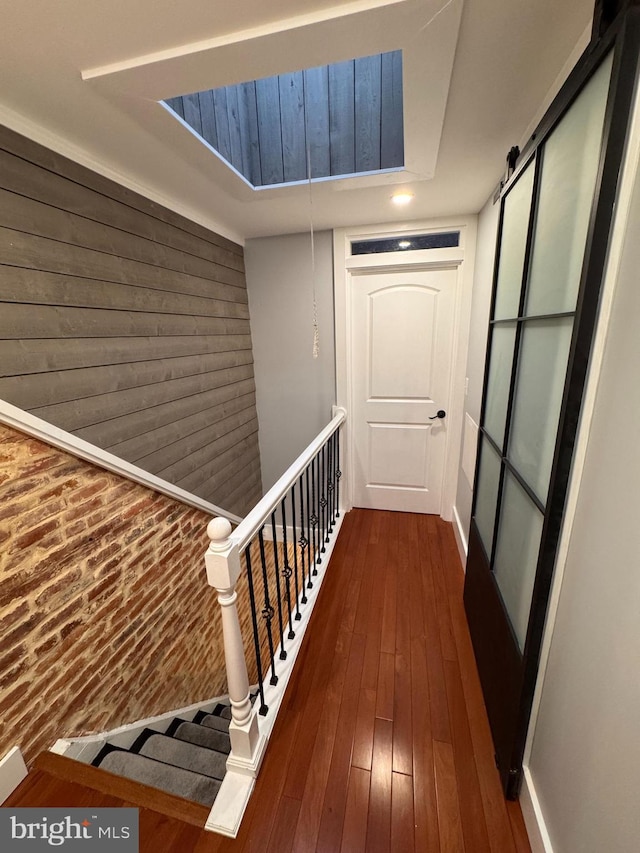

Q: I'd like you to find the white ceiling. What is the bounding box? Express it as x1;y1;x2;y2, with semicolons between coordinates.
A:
0;0;593;244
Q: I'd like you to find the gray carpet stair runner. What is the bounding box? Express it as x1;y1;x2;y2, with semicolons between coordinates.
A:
92;702;235;807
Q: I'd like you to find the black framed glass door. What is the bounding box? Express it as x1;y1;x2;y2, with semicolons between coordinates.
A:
464;7;640;798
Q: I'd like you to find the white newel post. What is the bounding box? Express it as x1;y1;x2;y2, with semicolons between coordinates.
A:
205;517;265;774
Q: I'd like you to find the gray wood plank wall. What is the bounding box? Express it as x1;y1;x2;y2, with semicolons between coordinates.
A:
165;50;403;186
0;124;262;517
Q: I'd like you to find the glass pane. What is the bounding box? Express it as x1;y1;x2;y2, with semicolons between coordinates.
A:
493;472;544;651
509;317;574;503
494;161;535;320
474;438;502;559
525;53;613;316
483;323;517;449
351;232;459;254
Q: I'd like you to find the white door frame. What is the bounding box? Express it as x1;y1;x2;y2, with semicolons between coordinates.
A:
334;216;477;521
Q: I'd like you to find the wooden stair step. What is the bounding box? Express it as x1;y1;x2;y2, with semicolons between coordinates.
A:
31;752;209;828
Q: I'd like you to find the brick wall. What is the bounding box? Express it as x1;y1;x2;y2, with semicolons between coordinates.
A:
0;423;255;765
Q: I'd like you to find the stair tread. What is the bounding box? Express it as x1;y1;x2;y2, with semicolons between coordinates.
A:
97;750;220;807
138;734;227;780
172;721;231;754
199;714;231;733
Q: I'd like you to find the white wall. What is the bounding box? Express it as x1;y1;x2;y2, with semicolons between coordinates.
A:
525;141;640;853
244;231;336;491
454;196;499;547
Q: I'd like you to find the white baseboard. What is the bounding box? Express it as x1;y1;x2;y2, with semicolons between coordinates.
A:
521;766;554;853
452;504;468;567
50;692;229;765
0;746;28;804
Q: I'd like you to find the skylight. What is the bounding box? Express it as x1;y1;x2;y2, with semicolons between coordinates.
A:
163;51;404;188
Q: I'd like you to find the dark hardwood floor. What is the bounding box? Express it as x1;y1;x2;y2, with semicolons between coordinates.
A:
5;509;531;852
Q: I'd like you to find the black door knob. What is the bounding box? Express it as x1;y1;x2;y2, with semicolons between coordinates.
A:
429;409;446;420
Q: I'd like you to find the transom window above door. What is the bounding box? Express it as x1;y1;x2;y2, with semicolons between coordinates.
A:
350;231;460;255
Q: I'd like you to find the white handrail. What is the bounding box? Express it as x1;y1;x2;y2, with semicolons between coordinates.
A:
232;408;346;551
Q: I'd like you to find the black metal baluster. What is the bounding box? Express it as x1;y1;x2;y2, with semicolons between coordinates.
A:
311;454;319;574
320;444;327;552
330;431;337;527
315;452;323;565
270;511;287;660
290;488;302;620
336;429;342;519
244;544;268;715
257;529;278;685
327;437;334;539
280;497;296;635
331;432;337;526
305;465;313;588
297;477;308;604
327;433;333;531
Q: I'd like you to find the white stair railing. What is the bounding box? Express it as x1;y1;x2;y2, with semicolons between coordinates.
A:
203;408;346;835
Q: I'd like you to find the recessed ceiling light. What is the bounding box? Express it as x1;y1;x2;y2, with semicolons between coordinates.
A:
392;192;414;206
398;240;412;249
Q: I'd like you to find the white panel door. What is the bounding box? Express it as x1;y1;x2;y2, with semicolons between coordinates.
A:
351;267;456;513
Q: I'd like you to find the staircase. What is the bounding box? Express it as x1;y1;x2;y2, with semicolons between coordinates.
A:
45;411;346;837
92;702;233;807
